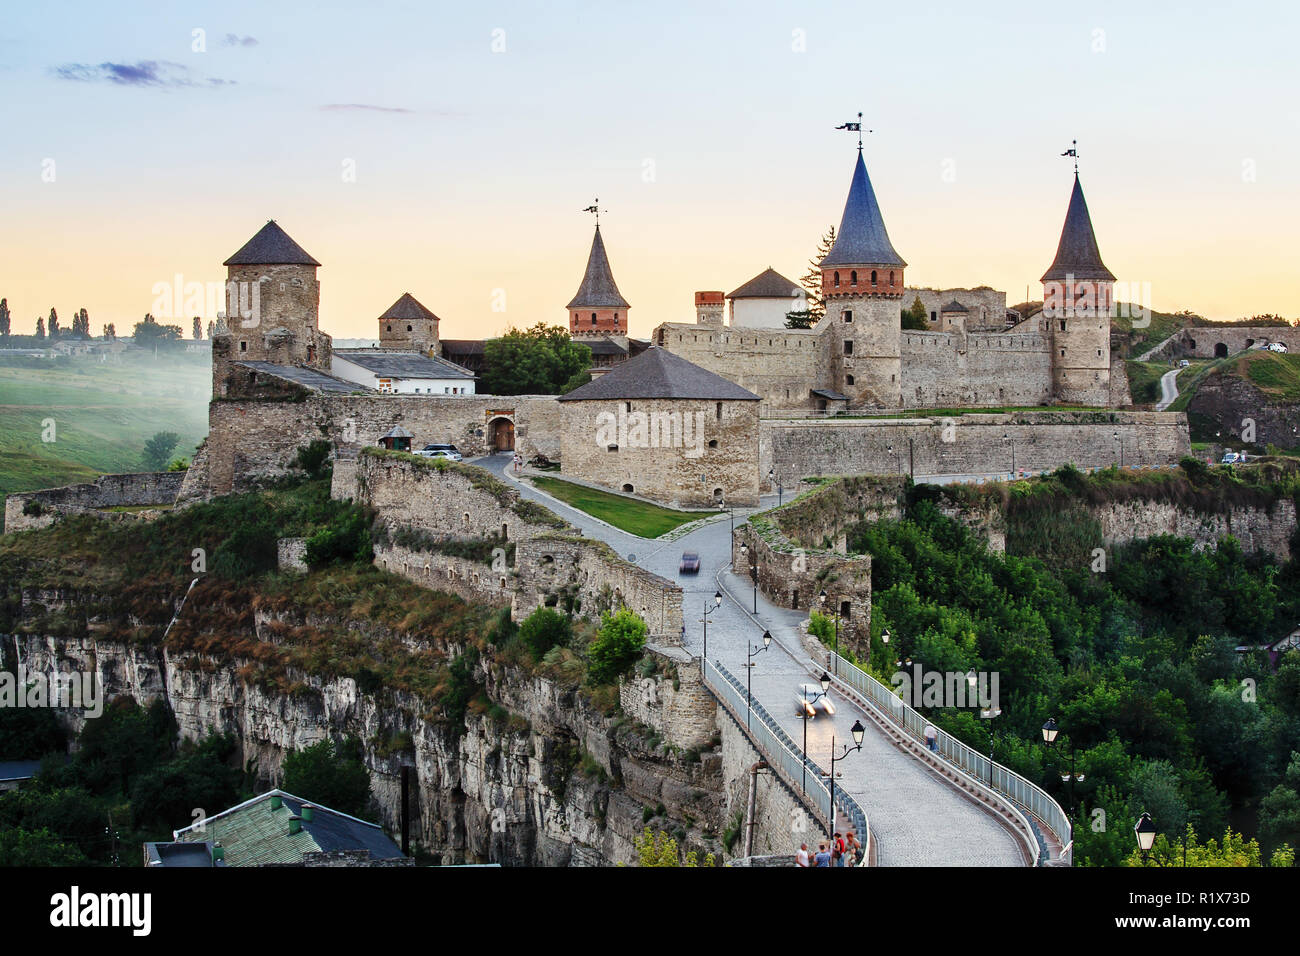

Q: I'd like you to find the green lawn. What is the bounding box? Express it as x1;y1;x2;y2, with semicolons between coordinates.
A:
0;352;210;502
529;476;718;537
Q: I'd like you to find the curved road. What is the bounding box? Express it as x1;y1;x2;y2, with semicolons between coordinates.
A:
1156;367;1181;411
479;454;1026;866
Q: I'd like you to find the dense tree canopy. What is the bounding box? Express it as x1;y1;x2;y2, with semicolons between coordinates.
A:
481;323;592;395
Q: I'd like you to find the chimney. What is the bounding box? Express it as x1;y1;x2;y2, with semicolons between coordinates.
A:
212;841;225;863
289;815;302;835
300;805;314;822
695;291;724;326
270;794;283;811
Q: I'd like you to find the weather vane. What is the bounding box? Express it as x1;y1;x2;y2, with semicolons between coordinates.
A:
1061;139;1079;175
835;112;871;151
582;197;603;225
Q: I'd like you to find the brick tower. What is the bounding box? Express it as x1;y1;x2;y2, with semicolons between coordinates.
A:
377;292;440;355
567;225;630;340
1042;174;1114;406
819;149;907;408
211;221;332;397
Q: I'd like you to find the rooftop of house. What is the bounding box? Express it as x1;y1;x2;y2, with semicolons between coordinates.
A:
335;350;474;380
224;220;321;267
727;267;804;300
173;789;404;867
379;292;441;323
0;759;43;783
558;345;760;402
234;361;366;393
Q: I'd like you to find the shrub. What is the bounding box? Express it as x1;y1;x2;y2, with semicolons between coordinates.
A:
587;608;647;685
518;606;572;658
295;440;332;478
304;510;372;568
210;520;278;579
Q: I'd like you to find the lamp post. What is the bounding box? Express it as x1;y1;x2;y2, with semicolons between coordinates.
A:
818;589;841;676
740;542;758;615
799;672;832;793
701;590;722;664
1134;811;1157;866
1042;717;1085;814
767;467;783;507
823;721;866;838
1113;430;1124;469
1003;431;1016;478
745;631;772;728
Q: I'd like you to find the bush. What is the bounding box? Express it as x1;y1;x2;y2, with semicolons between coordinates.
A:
587;608;647;685
295;440;332;478
518;606;572;658
304;510;372;568
282;738;372;819
211;520;279;579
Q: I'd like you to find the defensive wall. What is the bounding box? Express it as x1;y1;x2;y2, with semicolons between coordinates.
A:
4;471;187;533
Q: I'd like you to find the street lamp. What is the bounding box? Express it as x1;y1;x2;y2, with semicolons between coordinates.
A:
798;672;834;793
823;720;866;838
1042;717;1083;813
701;590;722;664
818;589;841;676
745;631;772;728
1003;431;1016;478
767;467;783;507
740;542;758;615
1134;812;1157;865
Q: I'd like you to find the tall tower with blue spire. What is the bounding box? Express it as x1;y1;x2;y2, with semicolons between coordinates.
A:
1042;159;1114;406
819;144;907;407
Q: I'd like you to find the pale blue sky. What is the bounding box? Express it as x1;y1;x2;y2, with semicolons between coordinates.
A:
1;1;1296;336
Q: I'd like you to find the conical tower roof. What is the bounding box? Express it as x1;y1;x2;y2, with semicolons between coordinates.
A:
1041;175;1115;282
820;151;906;269
224;221;320;267
566;225;631;310
379;293;441;322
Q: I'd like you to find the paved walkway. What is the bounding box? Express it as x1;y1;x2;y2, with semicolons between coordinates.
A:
1156;367;1180;411
480;454;1026;866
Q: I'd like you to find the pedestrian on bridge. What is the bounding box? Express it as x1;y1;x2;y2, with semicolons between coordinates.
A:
924;723;938;752
845;830;861;867
813;843;831;867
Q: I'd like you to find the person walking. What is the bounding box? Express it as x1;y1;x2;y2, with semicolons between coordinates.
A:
832;831;846;867
795;842;810;868
924;722;938;753
844;830;861;867
813;843;831;867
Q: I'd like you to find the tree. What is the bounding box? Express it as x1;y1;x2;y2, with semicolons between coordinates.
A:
518;606;572;658
103;322;115;340
798;226;836;320
587;608;647;684
47;308;59;338
0;827;88;866
902;295;928;330
0;298;10;338
35;317;44;339
282;739;372;819
193;316;203;340
1125;824;1291;867
481;323;592;395
142;431;180;471
632;827;713;867
133;318;183;347
785;310;817;330
71;308;90;338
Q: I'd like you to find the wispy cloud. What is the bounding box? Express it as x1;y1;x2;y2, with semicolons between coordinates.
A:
52;60;234;88
222;34;258;47
321;103;415;114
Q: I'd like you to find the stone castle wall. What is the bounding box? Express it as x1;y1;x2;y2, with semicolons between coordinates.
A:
1166;326;1300;359
652;322;827;411
761;411;1191;486
903;287;1008;329
899;330;1054;408
4;471;187;533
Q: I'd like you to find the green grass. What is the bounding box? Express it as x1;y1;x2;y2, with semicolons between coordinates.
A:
1241;351;1300;402
0;352;210;501
529;476;718;537
1124;361;1167;405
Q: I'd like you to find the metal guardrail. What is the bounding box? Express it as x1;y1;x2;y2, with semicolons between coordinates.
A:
827;650;1072;865
701;658;870;864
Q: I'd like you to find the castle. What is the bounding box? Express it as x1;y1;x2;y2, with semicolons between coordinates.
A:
652;146;1122;412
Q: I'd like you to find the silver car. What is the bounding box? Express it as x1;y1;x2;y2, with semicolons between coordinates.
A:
796;683;835;718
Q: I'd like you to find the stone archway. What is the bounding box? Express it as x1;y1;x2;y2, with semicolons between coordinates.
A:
488;416;515;452
1214;342;1228;359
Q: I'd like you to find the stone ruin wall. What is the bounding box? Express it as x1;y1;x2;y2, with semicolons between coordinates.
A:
4;471;188;533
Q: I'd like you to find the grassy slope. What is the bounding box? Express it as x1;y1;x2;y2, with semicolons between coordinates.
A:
0;352;210;499
530;476;717;537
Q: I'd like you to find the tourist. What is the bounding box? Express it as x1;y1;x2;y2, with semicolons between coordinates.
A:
924;723;938;752
795;842;810;868
845;830;861;867
832;831;845;866
813;843;831;867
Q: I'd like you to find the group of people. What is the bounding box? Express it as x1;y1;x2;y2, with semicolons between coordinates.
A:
796;830;862;868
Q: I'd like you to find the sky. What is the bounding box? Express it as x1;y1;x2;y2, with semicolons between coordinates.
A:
1;1;1297;340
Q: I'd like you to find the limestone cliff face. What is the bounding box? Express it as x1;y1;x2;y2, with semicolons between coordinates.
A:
1188;372;1300;450
6;581;796;866
1092;498;1296;562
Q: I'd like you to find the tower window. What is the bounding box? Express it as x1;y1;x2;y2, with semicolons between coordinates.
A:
716;402;723;420
888;271;894;285
386;324;392;332
407;325;413;332
871;270;877;286
846;374;855;385
591;315;598;326
843;310;852;323
1059;320;1067;332
843;340;853;355
930;311;936;322
239;340;247;352
850;270;857;286
833;271;840;287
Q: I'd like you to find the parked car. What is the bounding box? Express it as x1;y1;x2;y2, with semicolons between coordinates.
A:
796;683;835;718
1268;342;1289;353
1178;359;1190;368
414;443;463;461
678;552;700;574
1220;452;1240;464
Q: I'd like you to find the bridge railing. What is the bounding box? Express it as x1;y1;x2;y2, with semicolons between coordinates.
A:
701;657;871;864
827;650;1072;865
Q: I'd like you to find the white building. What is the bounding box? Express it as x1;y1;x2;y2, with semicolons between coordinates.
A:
727;267;807;329
332;350;476;395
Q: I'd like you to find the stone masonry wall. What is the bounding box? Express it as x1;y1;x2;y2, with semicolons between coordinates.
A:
618;646;716;751
1095;498;1297;563
761;411;1191;486
900;330;1054;408
4;471;187;533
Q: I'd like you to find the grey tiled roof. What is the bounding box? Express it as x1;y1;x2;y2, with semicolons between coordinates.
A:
583;339;628;355
566;225;631;309
820;151;907;268
558;346;759;402
379;293;441;322
224;221;321;267
235;361;366;393
1041;175;1115;282
335;350;474;379
439;339;484;356
811;388;849;401
941;299;969;313
727;267;803;299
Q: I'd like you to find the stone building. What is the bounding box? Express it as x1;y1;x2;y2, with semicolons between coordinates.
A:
377;292;441;355
726;268;806;329
557;346;761;507
211;221;334;398
567;223;630;342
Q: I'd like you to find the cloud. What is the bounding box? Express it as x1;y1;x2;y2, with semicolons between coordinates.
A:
222;34;258;47
321;103;415;114
52;60;235;88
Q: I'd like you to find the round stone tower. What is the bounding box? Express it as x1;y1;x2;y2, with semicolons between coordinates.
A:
567;224;630;340
211;221;332;397
1042;174;1114;406
377;292;440;355
819;149;907;408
